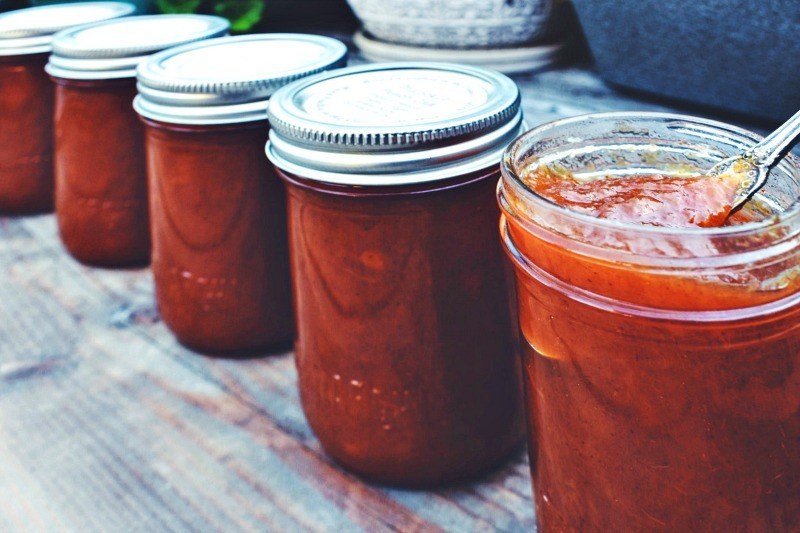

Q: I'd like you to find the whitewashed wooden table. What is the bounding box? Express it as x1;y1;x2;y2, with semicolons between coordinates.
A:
0;52;760;532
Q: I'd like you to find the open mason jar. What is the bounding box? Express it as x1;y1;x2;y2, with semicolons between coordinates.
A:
0;2;134;214
134;34;347;354
498;112;800;531
46;15;229;266
267;63;526;486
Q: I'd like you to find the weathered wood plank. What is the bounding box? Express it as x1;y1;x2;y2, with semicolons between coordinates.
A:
1;217;531;531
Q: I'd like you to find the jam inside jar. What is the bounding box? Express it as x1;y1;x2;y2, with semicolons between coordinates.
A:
52;76;150;265
46;15;229;266
135;34;347;354
0;53;55;214
499;113;800;531
142;119;294;353
267;63;526;485
279;168;524;486
0;2;135;214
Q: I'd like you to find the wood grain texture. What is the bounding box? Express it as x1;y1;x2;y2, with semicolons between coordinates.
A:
0;63;739;532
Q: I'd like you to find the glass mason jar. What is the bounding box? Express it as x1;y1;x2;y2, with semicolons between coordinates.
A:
0;2;134;214
267;63;526;486
46;15;229;266
498;112;800;531
134;34;347;354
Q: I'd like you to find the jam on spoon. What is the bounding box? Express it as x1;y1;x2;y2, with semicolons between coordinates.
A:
706;107;800;220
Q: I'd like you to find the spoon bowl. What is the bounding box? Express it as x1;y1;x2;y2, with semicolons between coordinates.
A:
711;108;800;218
705;153;761;214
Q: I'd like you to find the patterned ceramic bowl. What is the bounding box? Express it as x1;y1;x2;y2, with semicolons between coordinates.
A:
346;0;553;49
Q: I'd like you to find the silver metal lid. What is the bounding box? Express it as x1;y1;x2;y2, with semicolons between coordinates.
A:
133;34;348;125
45;15;229;80
266;62;523;186
0;2;135;56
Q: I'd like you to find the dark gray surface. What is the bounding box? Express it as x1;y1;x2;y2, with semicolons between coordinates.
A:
571;0;800;122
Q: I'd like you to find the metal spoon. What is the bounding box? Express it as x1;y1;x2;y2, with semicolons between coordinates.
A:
706;108;800;214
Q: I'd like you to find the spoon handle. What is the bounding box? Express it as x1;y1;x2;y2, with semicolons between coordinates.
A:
747;108;800;168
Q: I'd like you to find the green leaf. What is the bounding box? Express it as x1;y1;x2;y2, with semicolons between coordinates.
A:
213;0;264;32
156;0;202;14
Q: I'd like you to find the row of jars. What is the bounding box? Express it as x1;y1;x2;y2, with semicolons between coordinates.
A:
5;4;798;530
0;3;526;486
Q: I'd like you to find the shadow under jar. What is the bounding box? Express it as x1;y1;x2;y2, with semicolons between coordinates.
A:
46;15;229;267
0;2;135;214
134;34;348;355
498;113;800;531
267;63;526;486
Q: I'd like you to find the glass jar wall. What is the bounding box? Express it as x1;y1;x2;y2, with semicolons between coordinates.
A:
142;118;294;352
279;167;524;485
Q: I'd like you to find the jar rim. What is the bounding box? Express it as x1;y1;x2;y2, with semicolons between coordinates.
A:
501;111;800;238
499;214;800;319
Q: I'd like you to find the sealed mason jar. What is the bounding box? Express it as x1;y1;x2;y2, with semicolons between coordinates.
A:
46;15;229;266
0;2;134;214
498;113;800;531
134;34;347;354
266;63;526;486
